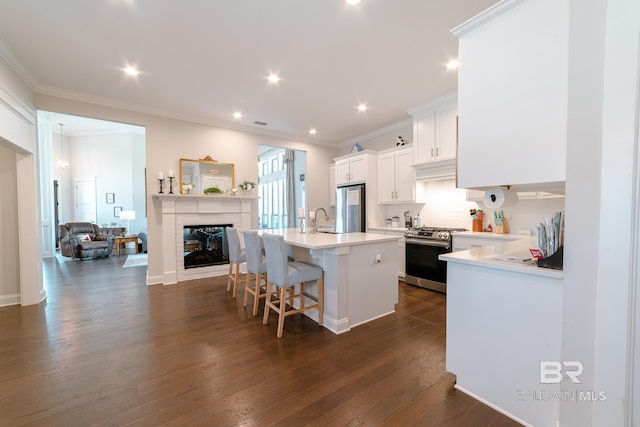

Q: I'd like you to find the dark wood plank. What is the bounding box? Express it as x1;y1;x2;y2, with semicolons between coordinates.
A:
0;253;521;426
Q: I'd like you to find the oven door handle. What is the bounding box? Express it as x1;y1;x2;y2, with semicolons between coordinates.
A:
405;238;451;249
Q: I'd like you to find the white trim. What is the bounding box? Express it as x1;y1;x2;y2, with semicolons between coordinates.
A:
0;35;39;89
453;384;534;427
339;118;413;149
0;293;21;307
35;84;338;148
0;87;35;125
406;92;457;118
450;0;529;37
411;158;456;181
629;28;640;426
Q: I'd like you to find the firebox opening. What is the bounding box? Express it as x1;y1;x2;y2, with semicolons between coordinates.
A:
183;224;233;269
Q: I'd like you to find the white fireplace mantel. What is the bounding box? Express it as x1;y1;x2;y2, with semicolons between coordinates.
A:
152;194;258;285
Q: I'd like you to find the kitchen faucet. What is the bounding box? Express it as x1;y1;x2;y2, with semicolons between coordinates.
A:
312;207;330;233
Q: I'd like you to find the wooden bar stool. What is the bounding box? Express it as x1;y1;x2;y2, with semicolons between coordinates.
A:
262;233;324;338
241;230;268;316
225;227;246;298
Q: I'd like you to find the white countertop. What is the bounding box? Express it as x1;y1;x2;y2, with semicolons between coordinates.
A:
441;238;563;279
368;226;408;233
260;228;401;250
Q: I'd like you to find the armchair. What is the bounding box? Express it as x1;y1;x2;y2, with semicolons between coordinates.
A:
58;222;114;260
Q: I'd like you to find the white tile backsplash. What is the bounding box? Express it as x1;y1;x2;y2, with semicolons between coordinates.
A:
382;179;565;234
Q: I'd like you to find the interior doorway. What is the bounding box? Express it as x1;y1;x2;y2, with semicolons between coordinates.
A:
39;110;147;257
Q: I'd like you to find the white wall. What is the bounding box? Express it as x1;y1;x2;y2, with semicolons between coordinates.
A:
0;55;43;306
34;93;339;284
0;141;20;303
63;131;146;233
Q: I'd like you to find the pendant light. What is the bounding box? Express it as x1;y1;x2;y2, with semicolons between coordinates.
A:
56;123;69;170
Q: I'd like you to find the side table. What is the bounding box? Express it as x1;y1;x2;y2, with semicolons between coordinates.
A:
114;235;139;256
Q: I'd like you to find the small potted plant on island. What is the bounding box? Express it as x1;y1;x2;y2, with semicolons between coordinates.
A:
238;181;256;196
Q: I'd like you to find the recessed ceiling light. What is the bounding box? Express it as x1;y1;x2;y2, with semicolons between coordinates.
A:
309;129;317;135
267;74;280;83
346;0;362;5
357;104;368;112
446;60;460;70
123;66;140;77
233;112;243;119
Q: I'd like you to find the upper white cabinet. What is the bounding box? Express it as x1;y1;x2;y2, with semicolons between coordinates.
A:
334;150;376;186
378;145;415;204
329;164;336;206
406;93;458;180
452;0;568;191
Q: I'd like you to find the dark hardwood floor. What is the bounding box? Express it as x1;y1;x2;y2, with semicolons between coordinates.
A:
0;251;521;426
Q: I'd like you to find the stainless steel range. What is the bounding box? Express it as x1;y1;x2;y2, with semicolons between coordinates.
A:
404;226;466;293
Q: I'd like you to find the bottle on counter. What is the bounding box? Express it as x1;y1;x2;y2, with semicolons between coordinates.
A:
413;213;421;228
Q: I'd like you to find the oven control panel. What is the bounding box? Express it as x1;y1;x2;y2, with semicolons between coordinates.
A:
405;228;452;241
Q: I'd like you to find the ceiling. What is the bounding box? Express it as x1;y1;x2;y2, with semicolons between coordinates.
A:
0;0;496;144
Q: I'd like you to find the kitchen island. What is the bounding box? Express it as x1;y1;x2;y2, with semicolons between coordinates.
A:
440;238;563;427
260;229;401;334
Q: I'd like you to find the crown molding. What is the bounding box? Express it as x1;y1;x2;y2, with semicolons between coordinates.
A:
406;92;457;117
451;0;529;37
339;118;413;149
35;84;339;148
0;36;39;89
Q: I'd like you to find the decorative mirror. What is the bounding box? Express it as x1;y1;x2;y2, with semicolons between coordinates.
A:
179;157;235;194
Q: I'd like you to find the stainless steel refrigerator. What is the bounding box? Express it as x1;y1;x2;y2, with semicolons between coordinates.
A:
335;184;366;233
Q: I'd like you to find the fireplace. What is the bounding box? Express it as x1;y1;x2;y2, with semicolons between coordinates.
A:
151;194;257;285
183;224;233;269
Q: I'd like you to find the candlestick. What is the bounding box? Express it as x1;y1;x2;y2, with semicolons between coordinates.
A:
299;216;305;234
158;178;164;194
168;176;174;194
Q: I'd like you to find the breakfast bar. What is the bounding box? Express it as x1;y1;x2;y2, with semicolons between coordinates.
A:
261;229;400;334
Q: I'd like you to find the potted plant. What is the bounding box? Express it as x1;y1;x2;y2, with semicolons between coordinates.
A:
239;181;257;195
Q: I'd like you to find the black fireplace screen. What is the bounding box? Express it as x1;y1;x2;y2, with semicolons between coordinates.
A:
183;224;233;269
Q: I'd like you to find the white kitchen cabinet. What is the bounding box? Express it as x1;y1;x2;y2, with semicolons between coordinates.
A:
453;0;568;191
334;151;375;186
385;230;406;279
378;145;415;204
329;164;336;206
406;93;457;180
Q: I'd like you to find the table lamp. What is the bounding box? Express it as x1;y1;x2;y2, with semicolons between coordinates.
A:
119;210;136;236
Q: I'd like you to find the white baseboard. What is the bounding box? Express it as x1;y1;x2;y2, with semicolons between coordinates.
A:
146;273;164;286
454;384;532;427
0;293;21;307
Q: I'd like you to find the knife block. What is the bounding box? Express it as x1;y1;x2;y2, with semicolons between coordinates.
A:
495;219;509;234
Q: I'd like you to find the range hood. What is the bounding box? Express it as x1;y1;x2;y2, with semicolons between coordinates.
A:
412;158;457;181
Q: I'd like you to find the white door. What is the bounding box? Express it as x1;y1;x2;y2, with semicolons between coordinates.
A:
75;178;96;223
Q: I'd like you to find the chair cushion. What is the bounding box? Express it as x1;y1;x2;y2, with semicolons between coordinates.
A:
282;261;323;287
